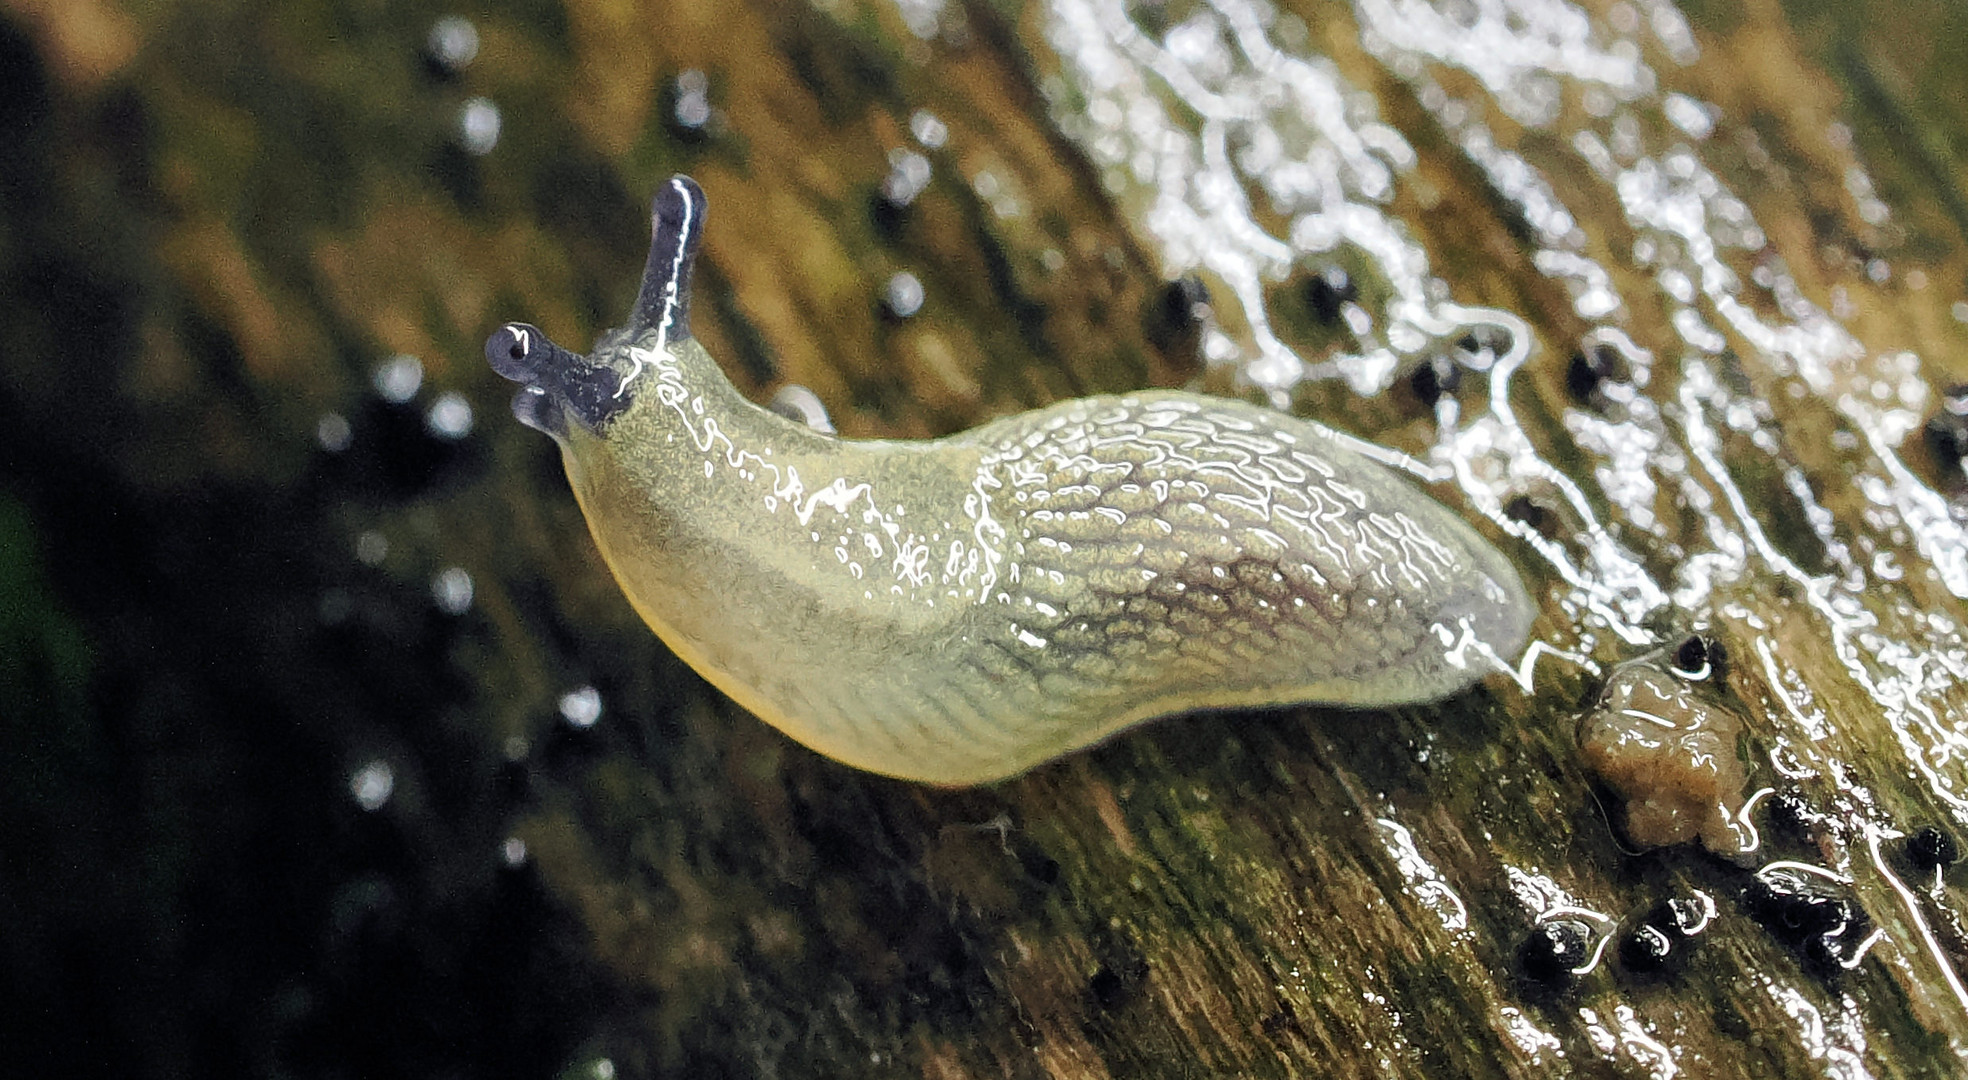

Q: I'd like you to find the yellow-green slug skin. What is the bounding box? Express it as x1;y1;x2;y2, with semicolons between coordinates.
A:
487;176;1535;785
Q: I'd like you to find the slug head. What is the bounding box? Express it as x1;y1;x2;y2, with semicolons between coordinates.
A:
484;174;708;440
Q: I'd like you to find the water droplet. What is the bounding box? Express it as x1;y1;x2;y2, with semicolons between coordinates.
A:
316;412;352;452
355;530;389;566
425;16;479;74
672;69;712;134
456;97;501;155
883;272;925;318
425;391;474;438
882;149;932;207
373;355;423;403
1661;92;1713;139
910;109;947;149
432;566;474;614
350;760;394;811
559;685;603;728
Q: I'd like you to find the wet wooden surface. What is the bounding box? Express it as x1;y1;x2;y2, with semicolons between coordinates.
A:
7;0;1968;1076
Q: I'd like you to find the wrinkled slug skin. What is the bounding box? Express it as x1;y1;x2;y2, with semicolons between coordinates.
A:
488;176;1536;785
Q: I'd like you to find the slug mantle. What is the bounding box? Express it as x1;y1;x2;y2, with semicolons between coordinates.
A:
486;175;1535;785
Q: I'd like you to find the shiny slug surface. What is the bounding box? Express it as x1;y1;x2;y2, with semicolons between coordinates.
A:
488;176;1534;784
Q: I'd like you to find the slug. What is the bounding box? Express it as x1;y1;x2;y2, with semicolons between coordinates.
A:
487;175;1534;785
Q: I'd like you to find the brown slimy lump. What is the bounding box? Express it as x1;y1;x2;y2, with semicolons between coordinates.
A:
1579;662;1751;853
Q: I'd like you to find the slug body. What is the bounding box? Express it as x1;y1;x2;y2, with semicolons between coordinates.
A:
488;176;1534;784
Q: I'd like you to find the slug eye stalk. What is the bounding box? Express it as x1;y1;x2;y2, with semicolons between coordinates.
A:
484;178;712;441
627;175;705;342
484;322;543;380
485;321;583;439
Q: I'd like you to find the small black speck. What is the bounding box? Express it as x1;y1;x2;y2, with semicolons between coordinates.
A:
871;190;908;239
1456;324;1514;360
1800;933;1851;975
1503;493;1559;539
1775;888;1850;937
1617;897;1707;977
1672;634;1708;674
1517;918;1591;985
1304;267;1356;325
1162;275;1211;326
1088;956;1146;1011
430;141;483;208
1145;275;1211;355
1754;872;1878;977
1907;825;1960;871
1763;791;1819;846
1016;843;1061;886
1410;354;1461;407
1565;344;1629;404
1259;1002;1300;1036
1088;966;1123;1007
1923;385;1968;480
495;755;535;805
1618;923;1675;973
1670;633;1723;680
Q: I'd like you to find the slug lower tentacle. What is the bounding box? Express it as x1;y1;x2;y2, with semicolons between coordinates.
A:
488;174;1536;785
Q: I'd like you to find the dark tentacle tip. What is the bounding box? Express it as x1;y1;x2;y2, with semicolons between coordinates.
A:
485;321;586;388
486;322;545;381
510;385;566;439
488;178;712;439
654;175;706;248
630;174;707;340
485;322;580;438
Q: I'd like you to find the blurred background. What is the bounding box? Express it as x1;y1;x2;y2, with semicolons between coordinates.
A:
0;3;1188;1075
8;0;1968;1078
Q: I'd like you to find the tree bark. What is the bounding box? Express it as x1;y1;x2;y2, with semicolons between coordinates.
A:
7;0;1968;1077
